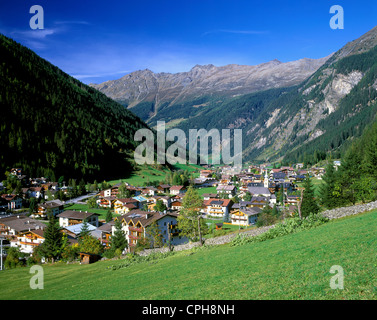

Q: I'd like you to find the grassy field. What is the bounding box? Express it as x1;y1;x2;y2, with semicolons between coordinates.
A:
64;203;120;220
108;163;203;186
1;210;376;300
197;186;217;197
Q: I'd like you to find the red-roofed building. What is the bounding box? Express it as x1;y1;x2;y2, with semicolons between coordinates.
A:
203;199;233;218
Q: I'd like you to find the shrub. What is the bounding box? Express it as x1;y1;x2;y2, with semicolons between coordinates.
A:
230;214;329;247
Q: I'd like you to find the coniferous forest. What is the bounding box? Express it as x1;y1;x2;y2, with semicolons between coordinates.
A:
0;34;149;182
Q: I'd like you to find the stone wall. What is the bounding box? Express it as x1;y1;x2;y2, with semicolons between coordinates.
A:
138;200;377;257
321;200;377;220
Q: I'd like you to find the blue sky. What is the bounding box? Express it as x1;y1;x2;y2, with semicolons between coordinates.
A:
0;0;376;84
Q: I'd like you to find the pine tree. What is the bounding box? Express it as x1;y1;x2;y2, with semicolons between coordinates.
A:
110;220;128;252
105;210;113;223
301;175;320;218
78;219;91;241
319;164;340;209
40;215;63;263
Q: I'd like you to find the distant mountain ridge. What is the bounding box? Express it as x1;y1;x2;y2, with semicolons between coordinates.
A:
90;56;331;110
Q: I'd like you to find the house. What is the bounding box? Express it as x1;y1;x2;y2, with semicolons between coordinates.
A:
157;184;171;194
247;186;271;198
141;187;157;196
97;221;114;248
202;193;217;201
16;229;45;254
132;195;148;209
203;199;233;218
35;199;64;218
216;185;236;197
61;222;97;240
250;196;269;208
169;185;186;196
170;200;182;211
57;211;99;228
1;194;23;210
230;207;262;226
0;215;46;238
200;170;213;179
97;196;116;208
148;196;171;208
113;210;188;251
113;198;138;215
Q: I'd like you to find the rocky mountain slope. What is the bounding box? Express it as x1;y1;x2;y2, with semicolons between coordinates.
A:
91;56;330;110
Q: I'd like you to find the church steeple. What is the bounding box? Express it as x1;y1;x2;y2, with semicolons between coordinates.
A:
264;168;269;188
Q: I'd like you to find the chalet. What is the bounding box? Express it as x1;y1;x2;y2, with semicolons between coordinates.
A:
169;185;186;196
113;198;138;215
271;172;287;181
0;216;46;244
148;196;171;208
141;187;157;196
35;199;64;218
250;196;269;208
157;184;171;194
41;182;59;191
1;194;23;210
19;187;44;199
170;200;182;211
16;229;45;254
61;222;97;240
230;207;262;226
57;211;99;228
113;210;187;251
216;185;236;196
132;195;148;209
203;199;233;218
97;196;116;208
97;221;114;248
202;193;217;201
200;170;213;179
99;188;112;198
232;200;253;210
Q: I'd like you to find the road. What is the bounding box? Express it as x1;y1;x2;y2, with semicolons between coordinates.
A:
64;192;97;205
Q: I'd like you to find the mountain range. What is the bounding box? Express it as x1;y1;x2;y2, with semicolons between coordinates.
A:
92;25;377;165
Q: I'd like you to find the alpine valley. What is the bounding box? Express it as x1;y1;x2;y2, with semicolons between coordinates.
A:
92;25;377;165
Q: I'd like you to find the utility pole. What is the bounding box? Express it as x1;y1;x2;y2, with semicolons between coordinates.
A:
197;216;203;246
167;222;172;252
0;237;4;271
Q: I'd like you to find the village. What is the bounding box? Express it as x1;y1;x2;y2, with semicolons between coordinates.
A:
0;162;336;266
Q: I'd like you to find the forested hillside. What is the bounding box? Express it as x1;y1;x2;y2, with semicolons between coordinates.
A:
0;34;148;181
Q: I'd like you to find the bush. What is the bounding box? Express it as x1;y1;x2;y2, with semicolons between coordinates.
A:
231;214;329;247
61;244;80;262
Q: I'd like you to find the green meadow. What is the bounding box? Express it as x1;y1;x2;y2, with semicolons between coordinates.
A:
1;210;376;300
108;163;203;187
